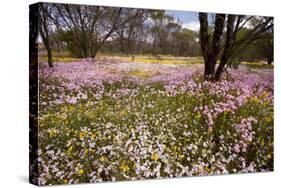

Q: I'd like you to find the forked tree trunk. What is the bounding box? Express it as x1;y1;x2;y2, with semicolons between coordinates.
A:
214;15;236;81
199;14;273;81
199;13;225;80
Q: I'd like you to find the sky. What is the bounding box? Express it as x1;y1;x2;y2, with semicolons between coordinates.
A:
166;10;200;31
166;10;215;31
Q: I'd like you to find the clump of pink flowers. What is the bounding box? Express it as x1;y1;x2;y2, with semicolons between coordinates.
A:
37;59;273;185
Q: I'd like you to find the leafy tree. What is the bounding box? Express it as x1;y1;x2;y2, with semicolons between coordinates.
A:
235;27;273;65
114;10;149;55
49;4;141;58
198;13;273;81
172;28;200;57
254;27;273;64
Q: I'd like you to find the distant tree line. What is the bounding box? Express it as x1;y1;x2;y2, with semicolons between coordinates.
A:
38;3;273;81
38;3;200;64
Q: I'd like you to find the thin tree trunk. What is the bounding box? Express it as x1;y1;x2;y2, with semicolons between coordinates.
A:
267;56;273;65
39;4;53;68
46;45;53;68
39;30;53;68
119;39;125;53
209;14;226;78
214;15;236;81
89;8;123;58
199;13;211;79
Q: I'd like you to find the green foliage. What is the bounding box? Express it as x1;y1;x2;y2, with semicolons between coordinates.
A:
55;30;83;57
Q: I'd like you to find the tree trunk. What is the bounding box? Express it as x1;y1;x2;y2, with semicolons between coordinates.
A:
91;49;98;59
199;13;225;80
204;55;213;79
214;15;236;81
119;39;125;53
199;13;211;79
46;44;53;68
40;32;53;68
199;13;273;81
39;4;53;68
95;8;123;59
209;14;226;77
267;56;273;65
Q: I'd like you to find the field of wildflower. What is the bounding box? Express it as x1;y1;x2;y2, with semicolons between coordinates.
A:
37;58;273;185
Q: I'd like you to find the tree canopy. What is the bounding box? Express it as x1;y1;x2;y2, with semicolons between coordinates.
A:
38;3;273;82
198;13;273;81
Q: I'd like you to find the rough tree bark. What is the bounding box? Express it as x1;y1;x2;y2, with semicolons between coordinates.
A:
199;13;210;78
199;13;225;80
214;15;236;81
199;13;273;81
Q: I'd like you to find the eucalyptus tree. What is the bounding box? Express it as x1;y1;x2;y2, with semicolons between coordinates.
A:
50;4;141;58
198;13;273;81
114;9;149;55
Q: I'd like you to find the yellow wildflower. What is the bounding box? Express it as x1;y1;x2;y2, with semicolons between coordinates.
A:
79;131;86;140
78;169;84;175
91;132;96;139
195;112;201;119
173;146;178;152
49;128;57;137
266;116;272;123
205;167;211;173
151;152;159;161
84;149;88;155
179;154;184;159
120;162;130;172
66;145;73;156
250;96;260;104
100;156;107;162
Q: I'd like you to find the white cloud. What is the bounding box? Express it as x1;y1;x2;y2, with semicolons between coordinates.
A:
182;20;253;32
182;22;200;31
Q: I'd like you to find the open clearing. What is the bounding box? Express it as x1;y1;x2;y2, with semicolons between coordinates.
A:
37;57;273;185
